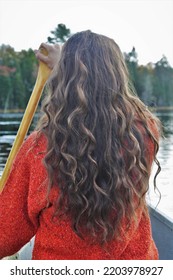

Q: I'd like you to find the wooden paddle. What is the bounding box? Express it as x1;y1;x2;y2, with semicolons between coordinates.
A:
0;46;52;192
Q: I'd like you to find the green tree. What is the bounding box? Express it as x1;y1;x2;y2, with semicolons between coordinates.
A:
47;23;71;44
124;48;173;107
0;45;19;109
153;56;173;106
19;49;37;106
0;75;12;110
0;45;37;110
124;47;142;98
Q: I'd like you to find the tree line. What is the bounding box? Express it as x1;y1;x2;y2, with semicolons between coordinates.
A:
0;45;37;110
124;47;173;107
0;24;173;110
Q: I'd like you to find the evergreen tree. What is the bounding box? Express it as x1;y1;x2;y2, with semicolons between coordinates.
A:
124;47;141;98
47;23;71;44
153;56;173;106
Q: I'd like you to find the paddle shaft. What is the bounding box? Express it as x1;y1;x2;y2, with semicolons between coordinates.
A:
0;47;51;192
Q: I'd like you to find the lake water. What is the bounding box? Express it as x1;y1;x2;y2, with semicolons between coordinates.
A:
0;111;173;221
148;110;173;221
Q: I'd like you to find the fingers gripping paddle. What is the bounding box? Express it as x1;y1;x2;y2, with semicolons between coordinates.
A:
0;46;52;192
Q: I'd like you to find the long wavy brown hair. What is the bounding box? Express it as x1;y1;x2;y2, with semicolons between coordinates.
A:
37;30;161;243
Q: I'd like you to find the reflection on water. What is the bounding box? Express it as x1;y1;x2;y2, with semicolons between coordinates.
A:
148;111;173;220
0;113;37;176
0;111;173;220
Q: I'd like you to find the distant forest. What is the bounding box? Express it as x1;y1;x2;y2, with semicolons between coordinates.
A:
0;24;173;110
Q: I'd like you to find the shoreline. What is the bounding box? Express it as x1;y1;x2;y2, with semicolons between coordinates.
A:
0;109;25;113
149;106;173;112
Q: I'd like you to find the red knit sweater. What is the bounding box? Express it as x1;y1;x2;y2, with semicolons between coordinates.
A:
0;121;159;260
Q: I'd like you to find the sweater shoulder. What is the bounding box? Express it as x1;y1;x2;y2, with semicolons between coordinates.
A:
147;116;161;141
26;131;47;147
9;131;47;175
22;131;47;156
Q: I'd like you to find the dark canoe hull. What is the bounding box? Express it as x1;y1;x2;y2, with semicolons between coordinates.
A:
149;205;173;260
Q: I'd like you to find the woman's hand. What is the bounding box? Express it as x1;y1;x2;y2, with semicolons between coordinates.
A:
34;43;61;70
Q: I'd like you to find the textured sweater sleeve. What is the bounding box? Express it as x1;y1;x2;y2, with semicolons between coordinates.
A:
0;133;39;259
